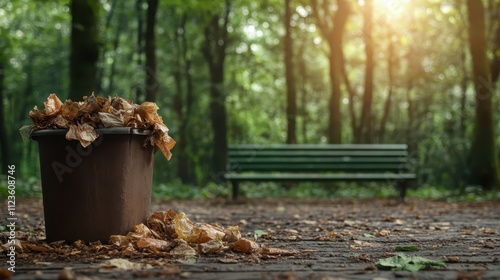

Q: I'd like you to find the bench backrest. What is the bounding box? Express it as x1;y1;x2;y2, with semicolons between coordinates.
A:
228;144;412;173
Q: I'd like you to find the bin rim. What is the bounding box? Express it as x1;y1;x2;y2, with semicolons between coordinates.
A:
30;127;152;140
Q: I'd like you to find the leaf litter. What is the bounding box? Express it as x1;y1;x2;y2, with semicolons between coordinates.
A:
22;93;175;160
16;209;299;273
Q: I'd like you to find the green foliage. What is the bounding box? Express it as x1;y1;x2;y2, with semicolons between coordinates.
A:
376;254;446;272
0;175;42;198
152;180;229;199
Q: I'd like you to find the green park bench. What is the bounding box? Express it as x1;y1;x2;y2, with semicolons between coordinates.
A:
224;144;417;202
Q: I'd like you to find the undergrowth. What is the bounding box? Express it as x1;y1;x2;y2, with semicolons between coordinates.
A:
2;175;499;202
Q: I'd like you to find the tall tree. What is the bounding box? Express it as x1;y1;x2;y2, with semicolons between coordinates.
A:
69;0;99;100
379;29;395;143
358;0;374;143
202;0;231;180
135;0;144;103
284;0;297;144
172;11;195;184
0;57;10;170
466;0;500;189
145;0;159;102
311;0;350;143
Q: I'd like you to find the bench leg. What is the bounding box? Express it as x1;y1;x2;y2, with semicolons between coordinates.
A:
398;181;407;204
232;181;240;200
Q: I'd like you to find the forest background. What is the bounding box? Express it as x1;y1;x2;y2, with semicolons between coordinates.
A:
1;0;500;200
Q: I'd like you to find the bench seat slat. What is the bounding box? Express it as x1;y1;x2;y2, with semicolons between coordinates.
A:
224;173;416;181
229;144;408;151
229;151;408;157
230;157;408;164
231;164;410;172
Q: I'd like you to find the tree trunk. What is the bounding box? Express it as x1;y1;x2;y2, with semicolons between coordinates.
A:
359;0;374;143
0;60;10;170
173;12;192;185
459;49;468;139
173;61;188;183
466;0;500;189
379;35;395;143
145;0;158;102
298;45;309;144
135;0;144;103
490;2;500;85
107;2;126;95
202;0;231;181
69;0;99;101
96;0;117;93
284;0;297;144
341;49;359;142
311;0;350;144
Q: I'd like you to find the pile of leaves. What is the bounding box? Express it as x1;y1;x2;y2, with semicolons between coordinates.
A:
10;210;296;261
26;93;175;160
108;209;264;256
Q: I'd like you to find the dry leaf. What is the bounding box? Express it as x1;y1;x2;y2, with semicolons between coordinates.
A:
136;238;171;252
174;212;225;243
44;93;63;116
25;243;53;253
65;124;99;148
109;235;130;247
232;238;260;253
147;210;178;237
261;247;298;256
223;225;242;242
99;258;152;271
98;112;124;127
377;230;391;237
197;240;223;254
170;243;197;256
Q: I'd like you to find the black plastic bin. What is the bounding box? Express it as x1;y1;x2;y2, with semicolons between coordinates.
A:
31;127;155;243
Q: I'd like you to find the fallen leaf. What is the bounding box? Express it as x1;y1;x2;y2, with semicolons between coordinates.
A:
170;243;197;256
232;238;260;253
25;243;53;253
136;238;171;253
254;229;268;238
99;258;152;271
197;240;223;254
109;235;130;247
224;225;242;242
376;254;446;272
173;212;224;243
261;247;298;256
377;230;391;237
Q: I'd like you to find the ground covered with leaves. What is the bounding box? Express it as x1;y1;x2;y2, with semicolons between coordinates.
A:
1;198;499;279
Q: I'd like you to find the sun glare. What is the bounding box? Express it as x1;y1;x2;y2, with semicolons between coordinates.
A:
359;0;410;16
375;0;410;14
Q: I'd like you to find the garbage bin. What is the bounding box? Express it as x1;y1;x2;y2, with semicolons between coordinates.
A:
31;127;155;243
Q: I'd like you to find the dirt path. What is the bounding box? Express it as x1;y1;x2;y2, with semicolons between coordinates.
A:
2;198;500;279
